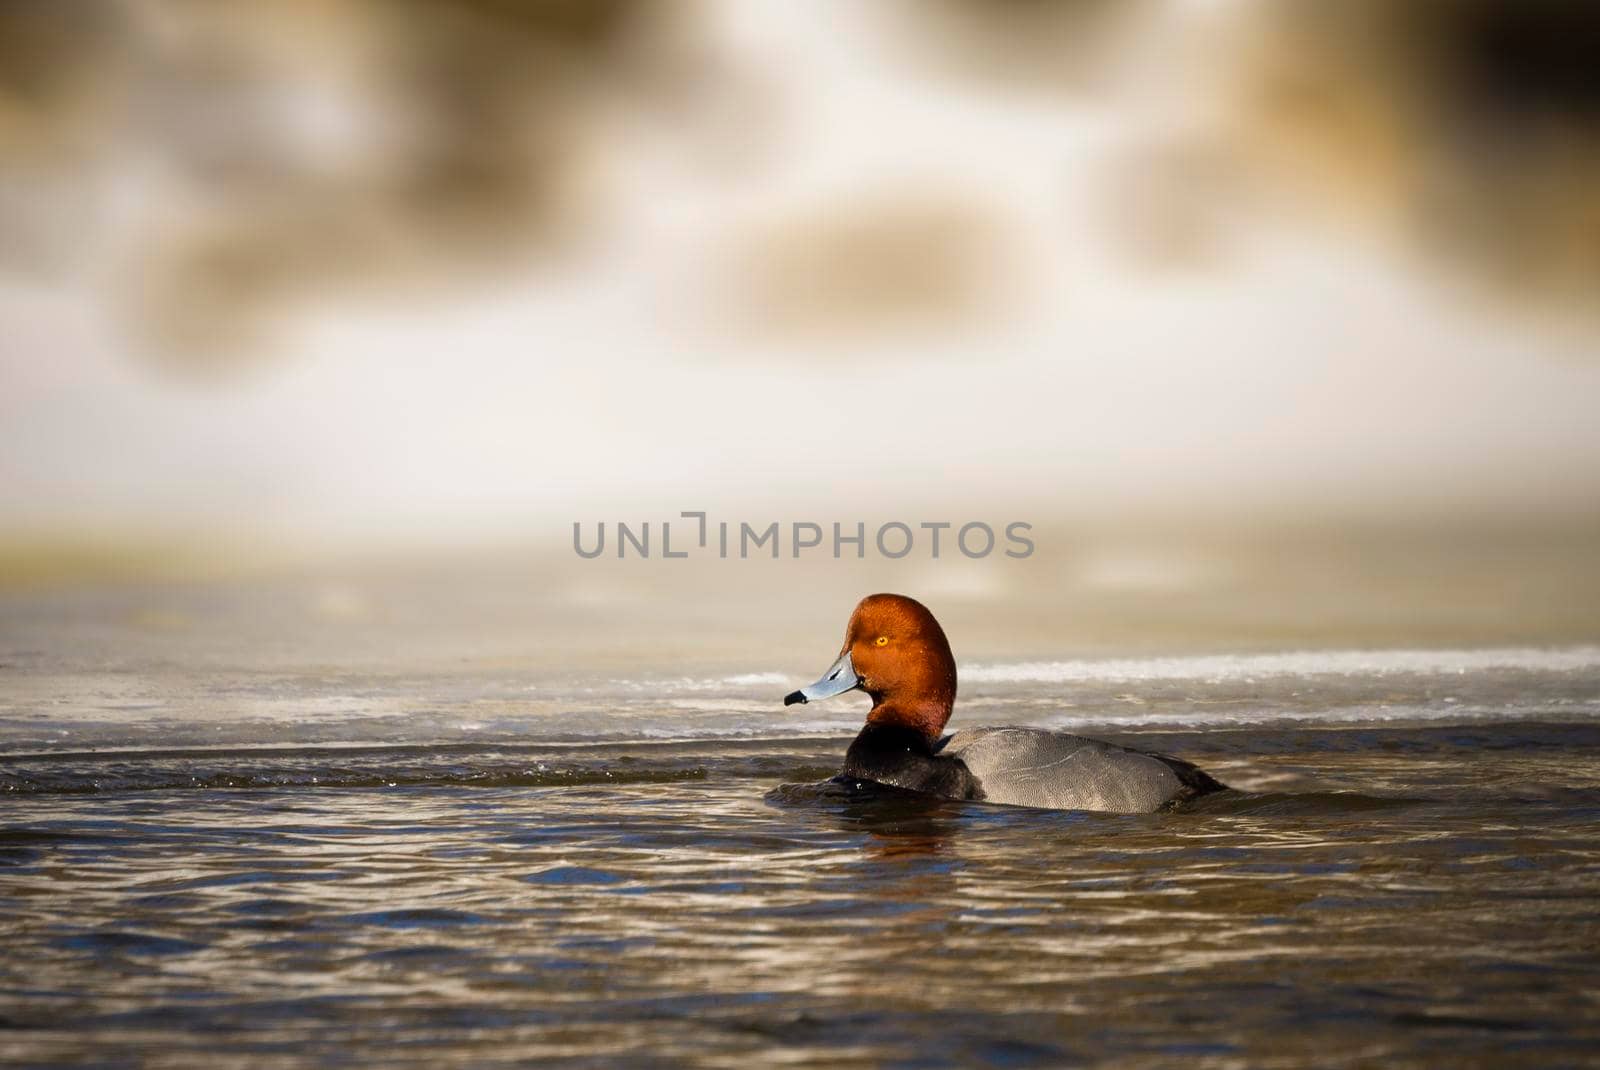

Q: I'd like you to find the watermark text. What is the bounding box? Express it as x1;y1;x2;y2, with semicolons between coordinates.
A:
573;512;1034;560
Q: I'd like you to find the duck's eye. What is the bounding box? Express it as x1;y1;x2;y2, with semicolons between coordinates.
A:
874;636;889;646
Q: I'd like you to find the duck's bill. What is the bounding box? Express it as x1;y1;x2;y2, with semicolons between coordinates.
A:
783;652;859;706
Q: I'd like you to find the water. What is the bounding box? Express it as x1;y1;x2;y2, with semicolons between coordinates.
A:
4;643;1600;1067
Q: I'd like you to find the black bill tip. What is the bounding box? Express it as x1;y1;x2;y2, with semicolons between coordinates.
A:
783;690;807;706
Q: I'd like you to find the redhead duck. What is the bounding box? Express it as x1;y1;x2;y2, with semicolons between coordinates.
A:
784;593;1225;813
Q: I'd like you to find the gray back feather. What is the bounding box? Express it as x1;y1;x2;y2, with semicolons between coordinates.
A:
937;727;1191;813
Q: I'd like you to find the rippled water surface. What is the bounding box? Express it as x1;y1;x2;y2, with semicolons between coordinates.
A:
5;712;1600;1067
4;578;1600;1068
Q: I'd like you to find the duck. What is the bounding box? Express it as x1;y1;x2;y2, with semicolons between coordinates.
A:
783;593;1225;813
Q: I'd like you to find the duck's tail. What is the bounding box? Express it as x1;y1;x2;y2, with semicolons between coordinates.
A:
1154;753;1228;804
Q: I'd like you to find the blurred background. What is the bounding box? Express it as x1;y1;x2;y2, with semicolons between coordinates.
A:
2;0;1599;684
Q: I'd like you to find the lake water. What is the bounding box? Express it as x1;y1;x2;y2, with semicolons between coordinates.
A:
4;613;1600;1068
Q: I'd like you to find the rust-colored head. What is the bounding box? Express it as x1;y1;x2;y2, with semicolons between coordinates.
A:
788;593;958;741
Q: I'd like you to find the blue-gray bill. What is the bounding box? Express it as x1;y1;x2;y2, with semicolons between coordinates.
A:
783;651;858;706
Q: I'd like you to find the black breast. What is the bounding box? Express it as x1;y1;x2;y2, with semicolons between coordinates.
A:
841;723;984;801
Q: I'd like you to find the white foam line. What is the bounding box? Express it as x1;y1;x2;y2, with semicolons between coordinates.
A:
1024;701;1600;729
959;646;1600;685
609;672;792;693
618;648;1600;696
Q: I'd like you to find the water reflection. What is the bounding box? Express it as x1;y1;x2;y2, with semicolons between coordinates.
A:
2;721;1599;1064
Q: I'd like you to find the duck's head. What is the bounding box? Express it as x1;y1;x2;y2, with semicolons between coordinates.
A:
784;593;958;741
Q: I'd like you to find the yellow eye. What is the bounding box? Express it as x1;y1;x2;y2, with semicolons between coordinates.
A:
874;636;889;646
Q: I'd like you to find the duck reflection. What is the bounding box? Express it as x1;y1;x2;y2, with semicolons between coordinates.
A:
828;779;965;861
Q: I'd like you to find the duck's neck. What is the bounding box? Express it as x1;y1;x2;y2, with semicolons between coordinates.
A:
864;694;953;745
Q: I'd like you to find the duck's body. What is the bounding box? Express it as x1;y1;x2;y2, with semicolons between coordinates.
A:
788;594;1226;814
841;721;1221;813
